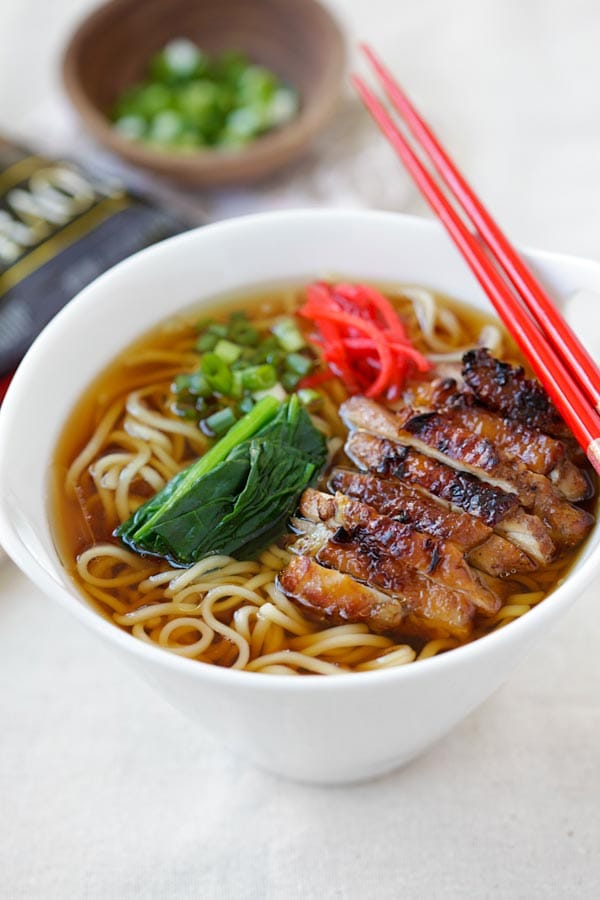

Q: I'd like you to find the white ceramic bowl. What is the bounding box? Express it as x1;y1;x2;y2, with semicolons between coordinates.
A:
1;210;599;784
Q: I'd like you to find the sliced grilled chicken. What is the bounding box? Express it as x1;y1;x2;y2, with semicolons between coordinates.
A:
401;375;461;411
288;518;334;557
328;467;535;577
398;379;590;503
343;396;511;487
466;534;536;579
529;472;594;550
342;396;590;552
299;489;503;613
400;409;593;548
343;395;527;500
345;430;556;565
433;403;590;502
278;555;475;640
329;468;491;549
462;348;571;438
278;556;410;636
287;518;476;638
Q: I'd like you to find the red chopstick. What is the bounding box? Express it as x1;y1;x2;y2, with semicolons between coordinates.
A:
360;44;600;415
353;48;600;475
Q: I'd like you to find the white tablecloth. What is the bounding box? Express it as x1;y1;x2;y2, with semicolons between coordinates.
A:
2;1;600;897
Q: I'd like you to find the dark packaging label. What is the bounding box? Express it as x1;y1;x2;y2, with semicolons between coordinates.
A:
0;138;189;375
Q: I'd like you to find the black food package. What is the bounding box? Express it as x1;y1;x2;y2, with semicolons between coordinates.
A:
0;137;190;380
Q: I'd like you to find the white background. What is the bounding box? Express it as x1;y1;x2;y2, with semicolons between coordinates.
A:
1;1;600;897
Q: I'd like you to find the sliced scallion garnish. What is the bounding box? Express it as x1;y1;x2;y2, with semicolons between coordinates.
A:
271;316;305;352
203;406;237;436
201;352;233;395
241;364;277;392
214;338;242;365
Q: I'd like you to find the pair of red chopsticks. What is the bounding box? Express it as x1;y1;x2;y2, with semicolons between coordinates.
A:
353;45;600;475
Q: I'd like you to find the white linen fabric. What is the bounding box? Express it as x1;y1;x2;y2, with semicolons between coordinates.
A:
1;561;600;899
1;1;600;897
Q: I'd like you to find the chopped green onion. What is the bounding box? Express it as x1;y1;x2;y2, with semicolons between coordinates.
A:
203;406;237;436
177;80;220;121
175;309;320;427
281;371;301;392
265;87;299;127
272;317;305;352
225;106;264;139
150;39;207;84
260;334;279;350
238;395;255;415
253;383;288;403
285;352;313;377
214;338;242;364
238;65;278;104
111;43;298;154
297;388;322;408
131;83;174;118
250;336;283;365
196;332;218;352
149;109;185;143
231;370;244;399
187;372;211;397
267;349;285;366
173;403;197;420
253;345;284;367
228;318;259;346
173;374;192;393
208;323;228;338
195;316;215;332
201;353;232;395
241;364;277;392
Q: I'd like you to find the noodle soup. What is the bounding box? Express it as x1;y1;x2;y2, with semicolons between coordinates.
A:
51;284;594;674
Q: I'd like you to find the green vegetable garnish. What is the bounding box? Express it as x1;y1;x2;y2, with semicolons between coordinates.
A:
227;314;259;347
281;371;301;392
172;308;319;428
285;352;313;377
200;352;232;395
110;39;299;153
214;339;242;365
149;109;185;143
241;364;277;392
271;317;305;352
203;406;237;436
208;323;228;339
187;372;211;397
117;396;327;564
150;39;207;84
297;388;322;409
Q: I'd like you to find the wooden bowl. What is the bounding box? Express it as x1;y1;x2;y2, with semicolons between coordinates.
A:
62;0;346;186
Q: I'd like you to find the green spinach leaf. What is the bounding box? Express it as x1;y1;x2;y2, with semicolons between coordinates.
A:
117;395;327;565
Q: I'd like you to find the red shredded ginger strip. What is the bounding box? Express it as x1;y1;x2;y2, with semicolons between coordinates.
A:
298;282;430;399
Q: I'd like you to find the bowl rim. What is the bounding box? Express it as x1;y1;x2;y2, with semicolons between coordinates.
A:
1;207;599;692
61;0;347;177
